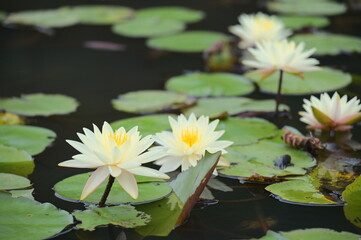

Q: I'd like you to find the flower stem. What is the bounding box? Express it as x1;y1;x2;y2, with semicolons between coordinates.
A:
275;70;284;118
98;175;115;207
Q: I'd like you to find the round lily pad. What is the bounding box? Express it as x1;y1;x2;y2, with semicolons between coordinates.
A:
343;176;361;228
112;90;194;114
136;6;205;23
112;17;184;38
183;97;289;118
0;173;31;190
147;31;229;53
0;192;73;240
111;114;173;136
166;72;254;97
278;15;330;30
280;228;360;240
54;172;172;204
72;5;133;25
291;33;361;55
0;125;56;155
266;0;347;16
246;67;352;95
0;145;34;177
0;93;79;117
4;7;78;28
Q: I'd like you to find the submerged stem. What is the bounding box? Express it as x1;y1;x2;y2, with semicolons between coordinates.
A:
98;175;115;207
275;70;284;118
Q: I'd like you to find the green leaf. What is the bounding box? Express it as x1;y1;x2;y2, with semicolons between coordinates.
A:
166;72;254;97
4;7;78;28
8;189;34;199
0;173;31;190
246;67;352;95
342;176;361;228
136;6;205;23
278;15;330;30
0;145;34;177
54;172;172;204
72;5;133;25
0;11;7;21
183;97;289;118
266;0;347;16
0;93;79;117
147;31;229;53
291;33;361;55
280;228;360;240
0;192;73;240
0;125;56;155
250;230;290;240
72;205;150;231
112;17;184;38
111;114;173;136
217;117;279;146
112;90;194;114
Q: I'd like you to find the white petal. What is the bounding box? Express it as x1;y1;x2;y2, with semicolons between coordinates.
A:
80;166;109;200
58;159;101;168
127;166;169;179
116;170;138;199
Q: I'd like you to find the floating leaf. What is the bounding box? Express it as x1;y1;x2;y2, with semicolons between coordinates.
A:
0;112;24;125
0;192;73;240
280;228;360;240
0;145;34;177
278;15;330;30
54;173;172;204
72;205;150;231
0;173;31;190
250;230;288;240
112;17;184;38
0;125;56;155
166;72;254;97
72;5;133;25
266;0;347;16
8;189;34;199
343;176;361;228
217;118;279;145
291;33;361;55
136;6;204;23
4;7;78;28
0;11;6;21
111;114;173;136
183;97;289;118
147;31;229;53
0;93;79;116
112;90;194;114
246;67;352;95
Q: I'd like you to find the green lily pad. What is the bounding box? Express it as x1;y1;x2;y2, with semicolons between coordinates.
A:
166;72;254;97
136;6;204;23
291;33;361;55
280;228;360;240
54;172;172;204
72;5;133;25
0;145;34;177
0;125;56;155
250;230;289;240
0;11;6;21
246;67;352;95
0;192;73;240
111;114;173;136
278;15;330;30
72;205;150;231
147;31;229;53
183;97;289;118
112;17;185;38
4;7;78;28
343;176;361;228
266;0;347;16
0;93;79;117
112;90;194;114
217;118;279;146
0;173;31;190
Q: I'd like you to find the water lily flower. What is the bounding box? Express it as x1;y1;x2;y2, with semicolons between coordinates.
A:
150;113;233;172
243;40;320;80
299;92;361;131
228;12;291;49
58;122;169;200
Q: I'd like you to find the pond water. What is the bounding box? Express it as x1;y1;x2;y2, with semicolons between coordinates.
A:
1;0;361;239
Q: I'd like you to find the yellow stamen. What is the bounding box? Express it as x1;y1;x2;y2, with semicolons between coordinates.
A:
110;132;129;146
259;19;274;30
181;127;199;147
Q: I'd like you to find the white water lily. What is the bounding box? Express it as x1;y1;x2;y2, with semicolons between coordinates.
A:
229;12;291;49
299;92;361;131
243;40;320;80
150;114;233;172
58;122;169;200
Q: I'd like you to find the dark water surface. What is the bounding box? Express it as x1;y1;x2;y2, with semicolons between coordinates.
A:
1;0;361;239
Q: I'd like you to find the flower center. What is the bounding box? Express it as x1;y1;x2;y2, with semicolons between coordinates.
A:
259;19;274;30
181;127;199;147
110;132;129;146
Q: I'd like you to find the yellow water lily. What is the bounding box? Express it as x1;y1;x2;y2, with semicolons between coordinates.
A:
299;92;361;131
150;114;233;172
229;12;291;49
58;122;169;200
